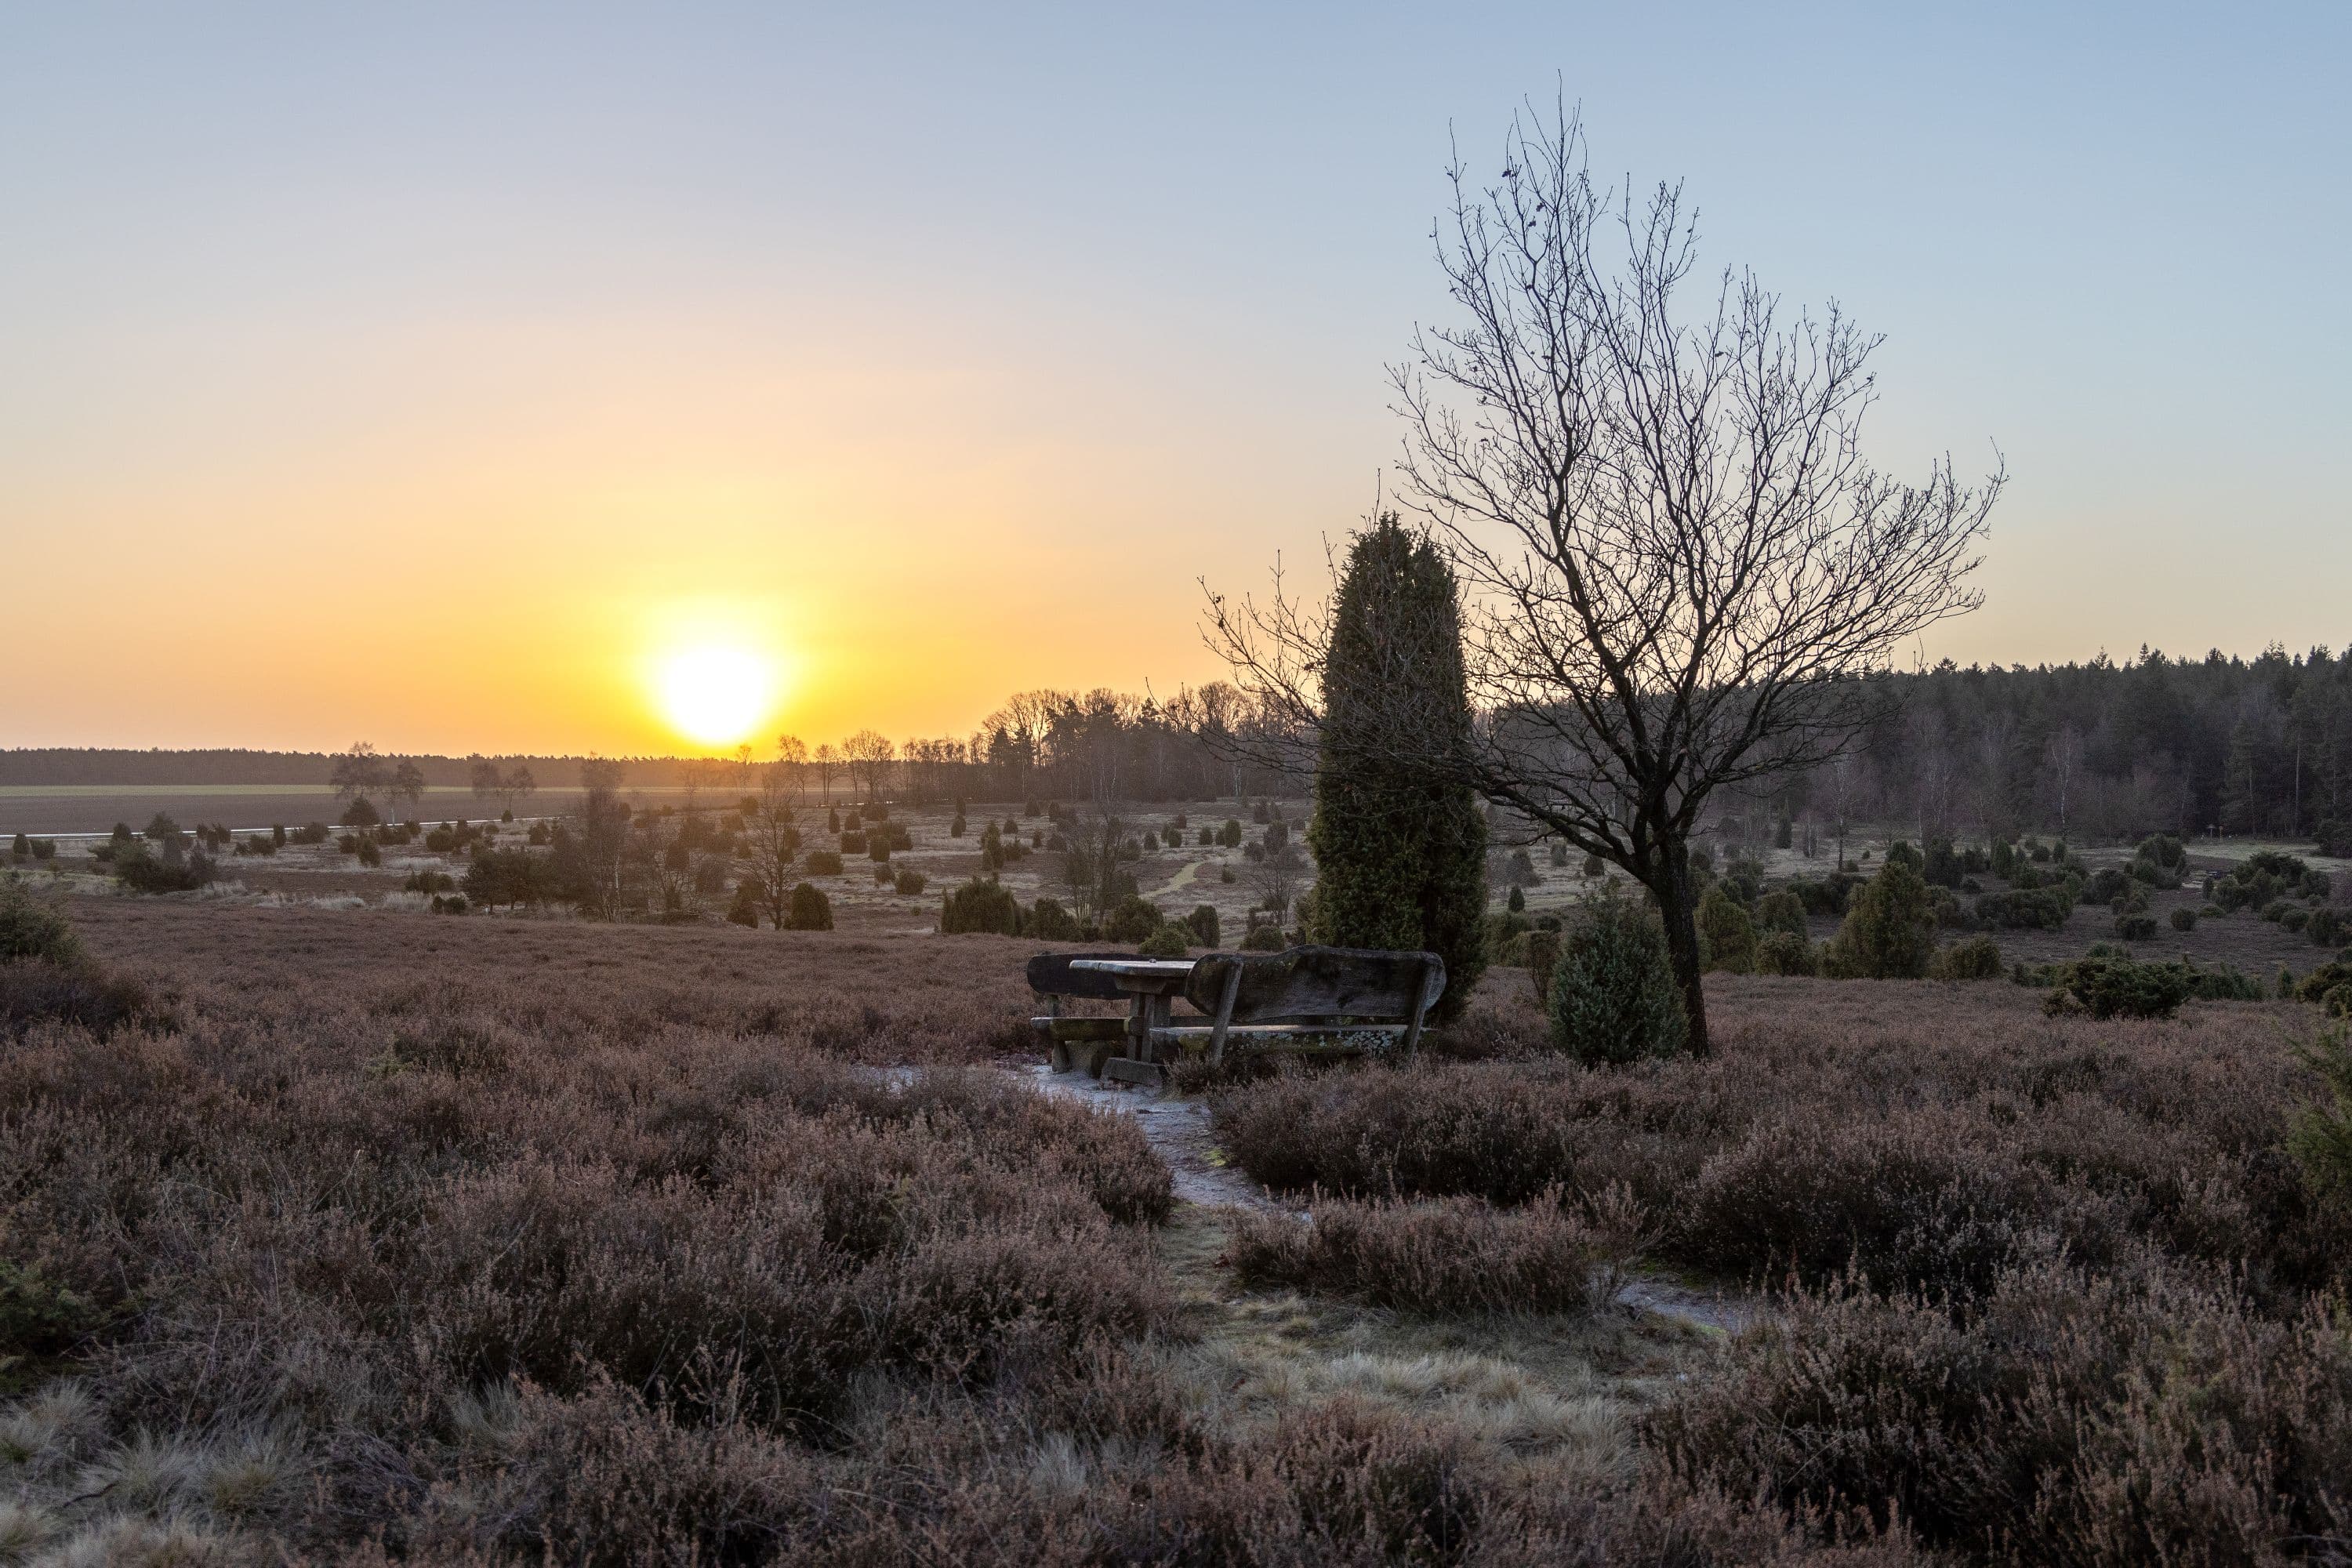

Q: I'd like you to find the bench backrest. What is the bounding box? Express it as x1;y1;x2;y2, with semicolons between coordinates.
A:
1183;946;1445;1025
1025;950;1163;1002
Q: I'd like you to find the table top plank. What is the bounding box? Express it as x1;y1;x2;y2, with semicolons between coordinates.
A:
1068;959;1197;978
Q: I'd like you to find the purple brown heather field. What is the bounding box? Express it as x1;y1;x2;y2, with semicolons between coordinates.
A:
1;893;2348;1563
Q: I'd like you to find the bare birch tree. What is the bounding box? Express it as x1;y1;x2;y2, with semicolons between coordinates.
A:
1208;104;2000;1054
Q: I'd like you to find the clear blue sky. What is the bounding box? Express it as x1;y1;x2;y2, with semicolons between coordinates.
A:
3;2;2345;750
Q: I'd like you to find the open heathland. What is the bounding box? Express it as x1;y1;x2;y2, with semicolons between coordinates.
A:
4;895;2351;1563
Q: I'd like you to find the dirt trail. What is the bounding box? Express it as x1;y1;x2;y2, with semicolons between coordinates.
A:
1017;1062;1285;1211
1006;1062;1767;1334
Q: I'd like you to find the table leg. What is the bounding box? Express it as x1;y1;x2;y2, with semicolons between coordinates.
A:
1140;992;1171;1062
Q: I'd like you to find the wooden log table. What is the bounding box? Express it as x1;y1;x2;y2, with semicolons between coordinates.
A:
1065;958;1196;1077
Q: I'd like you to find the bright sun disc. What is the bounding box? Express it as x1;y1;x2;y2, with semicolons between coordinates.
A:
657;644;775;747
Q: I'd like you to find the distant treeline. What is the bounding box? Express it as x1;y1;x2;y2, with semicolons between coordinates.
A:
0;750;688;789
1772;646;2352;844
15;646;2350;840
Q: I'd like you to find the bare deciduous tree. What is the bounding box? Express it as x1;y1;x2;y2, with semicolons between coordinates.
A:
841;730;895;802
745;767;803;929
775;735;808;804
1210;104;2001;1054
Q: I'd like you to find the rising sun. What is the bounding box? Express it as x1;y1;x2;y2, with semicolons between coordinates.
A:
655;644;778;748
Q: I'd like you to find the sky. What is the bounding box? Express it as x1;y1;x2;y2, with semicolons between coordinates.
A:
4;2;2347;756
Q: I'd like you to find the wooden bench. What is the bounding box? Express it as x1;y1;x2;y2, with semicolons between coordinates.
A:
1028;946;1445;1087
1152;946;1445;1066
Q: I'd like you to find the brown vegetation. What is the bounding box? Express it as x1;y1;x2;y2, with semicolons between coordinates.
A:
10;900;2352;1563
1216;978;2350;1303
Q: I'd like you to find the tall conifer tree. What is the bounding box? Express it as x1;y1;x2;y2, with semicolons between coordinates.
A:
1305;515;1487;1019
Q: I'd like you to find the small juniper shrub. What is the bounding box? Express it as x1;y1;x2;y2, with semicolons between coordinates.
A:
1695;884;1757;973
786;882;833;931
2039;951;2194;1019
1546;887;1686;1063
1102;895;1162;945
1025;896;1082;940
0;882;155;1040
893;867;927;896
1928;935;2003;982
1185;905;1219;947
1754;930;1817;976
1752;890;1807;941
939;877;1022;936
1827;845;1936;978
1136;926;1189;959
804;850;844;877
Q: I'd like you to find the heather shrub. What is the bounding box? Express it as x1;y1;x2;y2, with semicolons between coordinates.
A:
786;881;833;931
1546;890;1686;1064
1684;1108;2046;1295
1648;1258;2352;1562
1928;935;2002;981
0;959;158;1041
940;877;1022;935
1694;884;1757;974
1227;1189;1606;1314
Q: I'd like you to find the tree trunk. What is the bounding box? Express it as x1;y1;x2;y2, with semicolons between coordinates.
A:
1650;848;1713;1058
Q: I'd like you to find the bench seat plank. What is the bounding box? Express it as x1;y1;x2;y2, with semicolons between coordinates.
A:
1149;1022;1406;1058
1029;1016;1128;1044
